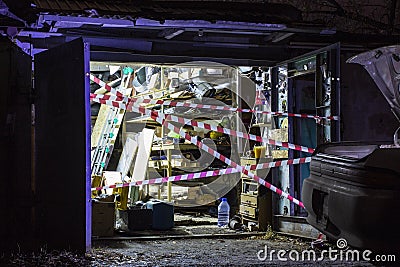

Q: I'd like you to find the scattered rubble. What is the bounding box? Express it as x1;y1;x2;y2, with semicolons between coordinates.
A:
0;234;375;267
1;249;89;267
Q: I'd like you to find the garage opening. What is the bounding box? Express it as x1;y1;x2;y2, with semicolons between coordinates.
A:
28;38;346;252
30;37;282;251
88;58;279;239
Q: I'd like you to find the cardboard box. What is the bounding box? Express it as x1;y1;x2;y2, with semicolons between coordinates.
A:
154;126;163;137
272;150;289;159
270;128;288;142
187;187;200;199
92;201;116;237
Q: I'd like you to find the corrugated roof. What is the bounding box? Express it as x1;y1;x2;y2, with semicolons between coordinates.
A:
30;0;302;24
2;0;399;36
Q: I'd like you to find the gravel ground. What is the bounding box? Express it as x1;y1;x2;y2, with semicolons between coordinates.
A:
2;234;396;266
90;235;379;267
1;214;396;266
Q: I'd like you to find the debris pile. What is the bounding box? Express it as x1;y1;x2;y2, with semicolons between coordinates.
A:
0;248;138;266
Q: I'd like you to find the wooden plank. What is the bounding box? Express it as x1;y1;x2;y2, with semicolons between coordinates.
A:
103;108;126;169
116;136;138;181
91;88;131;172
91;104;110;148
131;128;155;182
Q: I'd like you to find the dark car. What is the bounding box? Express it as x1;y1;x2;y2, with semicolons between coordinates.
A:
302;45;400;252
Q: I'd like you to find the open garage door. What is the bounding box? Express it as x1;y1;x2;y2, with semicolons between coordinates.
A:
35;38;91;252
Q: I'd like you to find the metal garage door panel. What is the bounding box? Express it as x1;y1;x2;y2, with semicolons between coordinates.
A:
0;37;33;252
35;38;91;252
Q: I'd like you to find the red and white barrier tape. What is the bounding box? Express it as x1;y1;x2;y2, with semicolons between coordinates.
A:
89;77;338;121
249;156;311;170
156;112;305;208
92;157;311;191
93;168;232;191
90;74;124;98
93;95;315;154
92;96;305;208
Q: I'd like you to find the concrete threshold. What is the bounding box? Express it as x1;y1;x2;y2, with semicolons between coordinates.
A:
93;231;267;241
275;231;321;241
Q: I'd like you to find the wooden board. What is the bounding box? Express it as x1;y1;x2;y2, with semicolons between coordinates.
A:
131;128;155;182
116;136;138;181
91;104;109;148
91;88;131;149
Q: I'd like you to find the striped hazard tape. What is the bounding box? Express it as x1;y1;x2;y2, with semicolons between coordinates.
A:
93;95;315;154
89;74;338;121
92;157;311;191
90;74;124;98
154;111;306;208
92;96;306;208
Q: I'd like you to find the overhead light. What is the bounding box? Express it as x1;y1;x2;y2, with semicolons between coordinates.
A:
164;29;185;40
271;32;295;43
158;28;185;39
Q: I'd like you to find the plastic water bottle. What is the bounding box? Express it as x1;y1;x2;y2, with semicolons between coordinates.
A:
217;198;230;227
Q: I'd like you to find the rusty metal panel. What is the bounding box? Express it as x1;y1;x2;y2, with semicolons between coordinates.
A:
35;38;91;252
